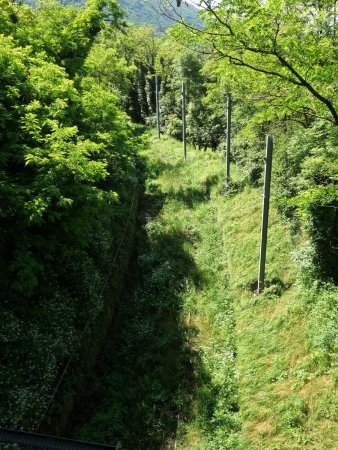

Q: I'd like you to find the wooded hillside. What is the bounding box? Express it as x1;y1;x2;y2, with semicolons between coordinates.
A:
119;0;200;30
25;0;201;30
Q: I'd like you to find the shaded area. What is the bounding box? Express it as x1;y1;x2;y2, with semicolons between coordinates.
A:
0;428;125;450
68;147;242;449
165;174;220;208
69;158;202;449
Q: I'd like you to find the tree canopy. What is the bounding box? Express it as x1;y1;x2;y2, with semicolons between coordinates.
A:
170;0;338;125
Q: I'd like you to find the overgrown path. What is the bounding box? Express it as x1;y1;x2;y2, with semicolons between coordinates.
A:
72;133;242;449
71;132;337;450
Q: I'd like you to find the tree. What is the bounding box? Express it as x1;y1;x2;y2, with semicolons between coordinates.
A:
170;0;338;125
0;0;141;429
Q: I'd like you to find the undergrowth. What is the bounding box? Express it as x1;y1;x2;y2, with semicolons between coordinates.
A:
74;132;337;450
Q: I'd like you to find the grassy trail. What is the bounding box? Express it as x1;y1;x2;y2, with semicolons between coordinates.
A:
73;132;241;449
74;132;337;450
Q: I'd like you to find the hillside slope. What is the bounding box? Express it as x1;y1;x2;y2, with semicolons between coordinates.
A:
119;0;200;30
73;131;337;450
26;0;200;30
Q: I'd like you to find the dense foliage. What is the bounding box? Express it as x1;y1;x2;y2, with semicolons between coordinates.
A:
133;0;338;282
0;0;142;430
0;0;336;446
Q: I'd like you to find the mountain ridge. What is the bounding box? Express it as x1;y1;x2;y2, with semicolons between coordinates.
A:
118;0;200;30
24;0;200;31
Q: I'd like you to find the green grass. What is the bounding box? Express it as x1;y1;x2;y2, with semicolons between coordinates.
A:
212;152;338;450
149;136;242;449
75;131;337;450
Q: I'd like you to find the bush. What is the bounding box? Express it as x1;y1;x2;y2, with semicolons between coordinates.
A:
0;0;140;429
277;122;338;281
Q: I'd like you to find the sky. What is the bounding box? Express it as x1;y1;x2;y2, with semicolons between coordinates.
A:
184;1;219;10
185;0;202;8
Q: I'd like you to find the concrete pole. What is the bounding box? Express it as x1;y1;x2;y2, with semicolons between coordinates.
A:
258;136;273;294
182;81;187;161
226;94;232;184
155;75;160;139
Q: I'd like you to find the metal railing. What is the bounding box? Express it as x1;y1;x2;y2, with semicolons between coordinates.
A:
0;429;127;450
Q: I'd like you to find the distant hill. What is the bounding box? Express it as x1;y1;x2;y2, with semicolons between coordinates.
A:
25;0;200;31
118;0;200;31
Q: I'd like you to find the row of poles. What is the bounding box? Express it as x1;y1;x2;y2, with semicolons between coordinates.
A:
155;76;273;294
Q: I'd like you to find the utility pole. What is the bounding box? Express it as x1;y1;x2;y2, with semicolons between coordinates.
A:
155;75;160;139
182;81;187;161
258;136;273;294
226;94;232;184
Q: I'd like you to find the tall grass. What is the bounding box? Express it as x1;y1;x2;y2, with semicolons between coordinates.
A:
74;131;337;450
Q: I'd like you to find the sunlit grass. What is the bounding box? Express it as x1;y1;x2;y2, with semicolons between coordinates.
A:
147;130;337;450
77;130;337;450
210;159;337;450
